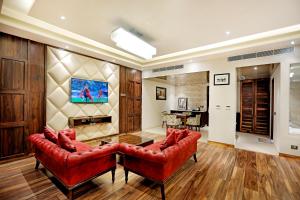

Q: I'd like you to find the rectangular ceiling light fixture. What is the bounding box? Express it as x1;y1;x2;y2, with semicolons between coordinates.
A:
111;27;156;59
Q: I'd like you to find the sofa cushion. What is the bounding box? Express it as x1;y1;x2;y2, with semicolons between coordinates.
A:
58;132;77;152
44;127;58;143
176;129;189;142
160;131;176;150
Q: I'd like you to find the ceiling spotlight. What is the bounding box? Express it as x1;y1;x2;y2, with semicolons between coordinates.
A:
254;67;258;70
225;31;230;35
60;16;66;20
290;72;294;78
291;41;295;45
111;27;156;59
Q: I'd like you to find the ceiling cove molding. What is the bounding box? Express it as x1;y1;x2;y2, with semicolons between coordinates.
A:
0;6;144;68
143;24;300;68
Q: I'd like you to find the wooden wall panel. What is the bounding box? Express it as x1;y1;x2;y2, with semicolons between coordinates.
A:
0;33;28;60
0;127;25;158
0;32;45;160
0;59;25;90
0;94;24;122
119;67;142;133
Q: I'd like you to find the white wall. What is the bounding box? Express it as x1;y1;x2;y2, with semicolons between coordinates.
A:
142;79;176;130
143;45;300;156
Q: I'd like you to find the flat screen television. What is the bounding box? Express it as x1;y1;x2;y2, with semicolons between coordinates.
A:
70;77;108;103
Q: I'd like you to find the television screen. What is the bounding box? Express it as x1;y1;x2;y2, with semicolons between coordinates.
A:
70;78;108;103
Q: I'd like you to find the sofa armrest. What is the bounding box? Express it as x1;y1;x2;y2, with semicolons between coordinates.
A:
67;143;119;167
119;143;167;164
28;133;69;168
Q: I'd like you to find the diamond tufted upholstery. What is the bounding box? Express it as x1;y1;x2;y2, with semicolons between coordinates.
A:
46;47;119;141
28;133;118;188
119;130;201;181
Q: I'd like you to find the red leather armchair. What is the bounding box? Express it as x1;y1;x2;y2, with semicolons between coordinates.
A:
119;130;201;200
28;133;118;199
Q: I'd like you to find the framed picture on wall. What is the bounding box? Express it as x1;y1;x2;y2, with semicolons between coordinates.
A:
214;73;230;85
156;87;167;100
178;98;188;110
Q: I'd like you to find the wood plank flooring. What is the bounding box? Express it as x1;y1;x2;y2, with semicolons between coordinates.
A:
0;132;299;200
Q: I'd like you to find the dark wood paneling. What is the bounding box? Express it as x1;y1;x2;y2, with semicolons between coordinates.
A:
0;33;45;160
0;59;25;90
27;41;45;137
0;94;24;122
119;67;142;133
0;127;25;158
240;79;270;135
0;32;28;60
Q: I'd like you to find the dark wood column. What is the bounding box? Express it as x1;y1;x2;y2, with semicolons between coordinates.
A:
0;33;45;160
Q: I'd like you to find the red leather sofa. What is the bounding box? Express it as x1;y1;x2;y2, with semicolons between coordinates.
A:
119;129;201;200
28;130;118;200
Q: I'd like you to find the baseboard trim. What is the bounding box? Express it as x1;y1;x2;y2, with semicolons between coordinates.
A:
279;153;300;159
208;140;234;148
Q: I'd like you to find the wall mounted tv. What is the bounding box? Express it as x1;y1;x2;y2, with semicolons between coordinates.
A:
70;78;108;103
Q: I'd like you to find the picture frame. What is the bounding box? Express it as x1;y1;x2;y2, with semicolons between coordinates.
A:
214;73;230;85
156;87;167;100
178;98;188;110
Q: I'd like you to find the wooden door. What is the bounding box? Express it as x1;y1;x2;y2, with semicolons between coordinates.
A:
254;79;270;135
0;33;45;160
240;80;255;133
133;70;142;131
240;79;270;135
119;66;142;133
0;34;28;159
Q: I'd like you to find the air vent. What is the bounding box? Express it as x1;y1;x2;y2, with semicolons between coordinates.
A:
152;65;184;73
228;47;294;62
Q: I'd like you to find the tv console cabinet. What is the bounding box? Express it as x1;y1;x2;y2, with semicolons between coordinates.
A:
68;115;112;128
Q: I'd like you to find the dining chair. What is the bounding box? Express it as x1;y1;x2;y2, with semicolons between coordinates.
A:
166;115;182;129
186;114;201;131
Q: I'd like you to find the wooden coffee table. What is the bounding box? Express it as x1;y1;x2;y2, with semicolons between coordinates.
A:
100;134;154;147
100;134;154;164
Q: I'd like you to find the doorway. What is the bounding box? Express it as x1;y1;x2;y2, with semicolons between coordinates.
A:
142;71;209;143
235;64;279;155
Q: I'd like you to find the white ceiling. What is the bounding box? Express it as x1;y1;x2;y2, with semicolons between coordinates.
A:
28;0;300;57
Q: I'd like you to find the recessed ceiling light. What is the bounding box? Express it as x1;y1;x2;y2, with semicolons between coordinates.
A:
60;16;66;20
225;31;230;35
291;41;295;45
254;67;258;70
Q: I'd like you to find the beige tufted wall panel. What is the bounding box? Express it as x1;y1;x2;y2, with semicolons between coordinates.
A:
46;47;119;141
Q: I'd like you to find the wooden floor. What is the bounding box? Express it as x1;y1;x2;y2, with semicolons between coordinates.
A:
0;132;300;200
